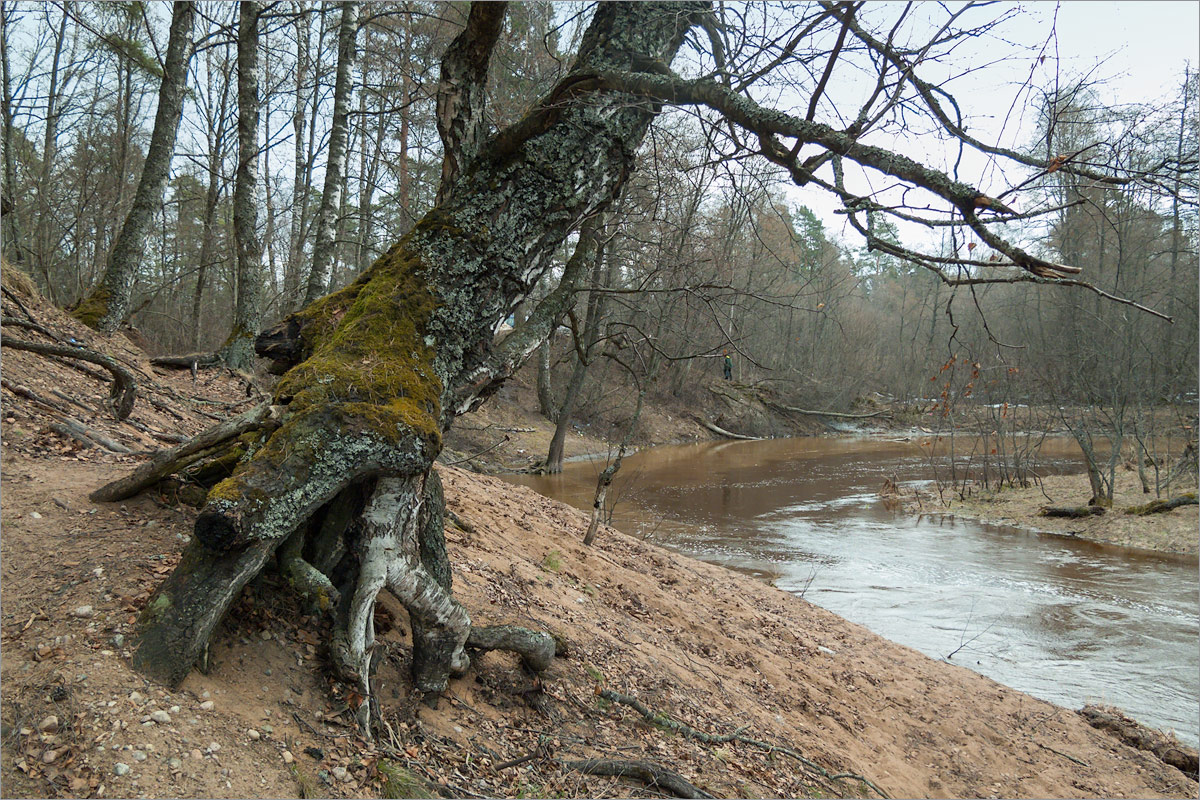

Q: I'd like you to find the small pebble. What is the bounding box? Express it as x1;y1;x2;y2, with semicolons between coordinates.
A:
207;742;220;753
129;691;144;704
150;710;171;724
247;728;260;741
37;715;59;733
201;691;210;699
131;751;147;762
260;630;271;641
282;750;294;764
332;766;350;782
42;749;59;764
112;634;124;647
263;668;272;676
190;749;203;761
29;511;42;519
113;763;130;777
261;724;273;734
199;700;214;711
71;605;93;618
168;757;183;770
169;705;181;714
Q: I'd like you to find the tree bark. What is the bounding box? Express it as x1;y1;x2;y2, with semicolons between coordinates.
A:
74;2;195;332
129;2;705;695
302;1;359;305
220;1;264;369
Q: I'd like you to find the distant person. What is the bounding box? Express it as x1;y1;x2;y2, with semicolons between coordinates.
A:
723;350;732;380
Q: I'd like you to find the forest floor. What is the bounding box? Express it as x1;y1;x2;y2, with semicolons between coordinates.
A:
2;266;1197;799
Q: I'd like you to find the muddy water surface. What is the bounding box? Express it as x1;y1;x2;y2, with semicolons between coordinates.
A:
505;435;1199;745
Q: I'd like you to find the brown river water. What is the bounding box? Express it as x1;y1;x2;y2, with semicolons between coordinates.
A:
504;435;1199;745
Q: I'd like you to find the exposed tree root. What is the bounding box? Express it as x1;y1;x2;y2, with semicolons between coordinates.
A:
598;688;890;799
1080;705;1198;779
1;335;138;419
559;757;714;799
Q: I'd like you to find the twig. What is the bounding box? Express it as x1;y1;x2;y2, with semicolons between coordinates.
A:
1035;741;1089;767
441;435;509;466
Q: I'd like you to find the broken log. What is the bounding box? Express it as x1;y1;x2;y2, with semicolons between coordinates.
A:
698;419;763;441
1039;505;1107;519
89;402;275;502
149;351;222;369
1124;494;1198;515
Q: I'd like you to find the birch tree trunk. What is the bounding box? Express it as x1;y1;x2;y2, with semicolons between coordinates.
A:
74;2;195;332
220;1;263;368
303;1;359;305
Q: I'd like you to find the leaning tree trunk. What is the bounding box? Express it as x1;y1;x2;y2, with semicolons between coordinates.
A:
74;2;195;332
126;2;706;714
302;1;358;305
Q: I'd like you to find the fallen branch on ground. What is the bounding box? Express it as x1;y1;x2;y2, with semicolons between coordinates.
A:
1039;505;1107;518
1124;494;1197;515
768;401;891;419
698;419;764;440
0;335;137;419
89;402;276;502
149;351;222;370
560;757;713;799
48;416;134;454
597;688;889;799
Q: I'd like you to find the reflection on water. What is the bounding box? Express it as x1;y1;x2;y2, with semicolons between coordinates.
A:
505;435;1200;745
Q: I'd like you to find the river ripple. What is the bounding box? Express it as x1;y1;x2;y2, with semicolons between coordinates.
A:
504;435;1200;746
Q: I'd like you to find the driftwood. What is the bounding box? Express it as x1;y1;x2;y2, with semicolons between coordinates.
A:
769;401;890;419
1124;494;1198;515
560;758;713;799
0;335;137;419
89;402;275;502
1039;505;1107;519
1080;704;1198;778
698;419;764;441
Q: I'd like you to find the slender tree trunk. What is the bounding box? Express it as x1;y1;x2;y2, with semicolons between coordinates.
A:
285;2;311;310
546;220;609;472
74;2;196;332
221;0;263;368
303;1;358;304
31;7;69;301
0;2;26;265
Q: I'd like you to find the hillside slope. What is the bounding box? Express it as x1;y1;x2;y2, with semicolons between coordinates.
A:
1;267;1195;799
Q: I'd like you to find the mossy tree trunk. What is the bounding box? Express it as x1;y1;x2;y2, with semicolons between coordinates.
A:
128;1;707;712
